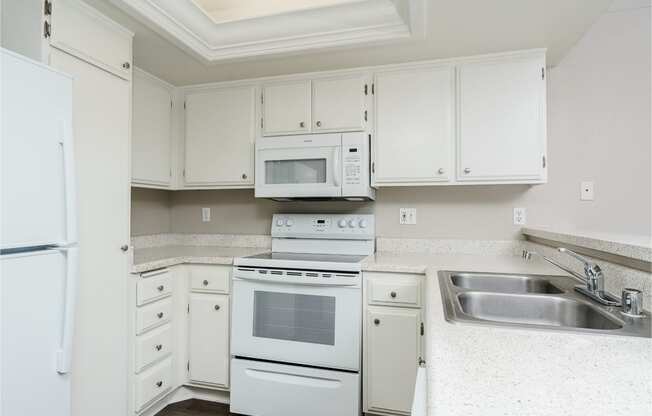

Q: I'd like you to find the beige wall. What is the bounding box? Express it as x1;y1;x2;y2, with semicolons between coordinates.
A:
131;5;651;240
131;188;171;236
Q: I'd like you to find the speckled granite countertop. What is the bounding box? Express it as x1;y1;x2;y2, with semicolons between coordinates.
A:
131;245;268;273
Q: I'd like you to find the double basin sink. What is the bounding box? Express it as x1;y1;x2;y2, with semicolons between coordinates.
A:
439;272;651;338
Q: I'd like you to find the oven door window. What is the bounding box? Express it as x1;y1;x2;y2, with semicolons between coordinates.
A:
264;158;327;185
253;291;335;345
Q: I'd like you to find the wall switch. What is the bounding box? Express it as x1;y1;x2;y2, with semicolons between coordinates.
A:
400;208;417;225
513;207;527;225
201;207;211;222
580;181;594;201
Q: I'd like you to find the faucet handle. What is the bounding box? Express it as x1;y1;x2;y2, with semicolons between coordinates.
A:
558;247;592;266
558;247;604;292
621;288;644;317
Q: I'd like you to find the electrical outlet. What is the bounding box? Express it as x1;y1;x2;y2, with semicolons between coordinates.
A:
400;208;417;225
580;181;594;201
513;207;527;225
201;207;211;222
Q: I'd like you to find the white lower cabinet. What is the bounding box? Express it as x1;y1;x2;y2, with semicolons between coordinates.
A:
364;272;424;416
188;292;230;388
135;357;173;411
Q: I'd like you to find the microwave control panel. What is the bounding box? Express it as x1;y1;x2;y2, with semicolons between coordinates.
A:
341;133;372;198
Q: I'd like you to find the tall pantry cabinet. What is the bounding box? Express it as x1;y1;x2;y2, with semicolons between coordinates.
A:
1;1;134;415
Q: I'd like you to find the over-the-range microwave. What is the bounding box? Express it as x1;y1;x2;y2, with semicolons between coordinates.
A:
255;132;376;201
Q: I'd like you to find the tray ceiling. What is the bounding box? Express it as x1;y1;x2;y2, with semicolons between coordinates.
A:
107;0;425;63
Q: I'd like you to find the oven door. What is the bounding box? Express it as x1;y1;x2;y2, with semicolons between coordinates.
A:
231;274;361;371
255;134;342;198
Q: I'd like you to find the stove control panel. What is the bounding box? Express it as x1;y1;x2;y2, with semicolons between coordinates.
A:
272;214;375;239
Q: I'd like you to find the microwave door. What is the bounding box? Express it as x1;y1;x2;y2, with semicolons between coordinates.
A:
256;144;342;198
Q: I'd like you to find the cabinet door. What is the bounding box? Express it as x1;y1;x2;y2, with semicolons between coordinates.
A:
312;75;366;132
364;306;420;415
188;293;230;387
262;80;311;136
132;70;172;187
374;66;454;185
457;54;546;181
184;86;255;187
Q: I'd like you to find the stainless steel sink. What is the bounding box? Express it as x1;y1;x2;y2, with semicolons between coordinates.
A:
451;273;563;294
439;271;651;338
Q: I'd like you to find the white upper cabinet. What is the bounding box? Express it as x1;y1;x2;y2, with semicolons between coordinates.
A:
457;53;547;182
184;85;256;187
262;80;311;136
374;65;455;185
132;69;172;188
312;75;367;133
50;0;133;80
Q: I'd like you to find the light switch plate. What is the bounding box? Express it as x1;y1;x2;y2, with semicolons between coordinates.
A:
513;207;527;225
400;208;417;225
580;181;594;201
201;207;211;222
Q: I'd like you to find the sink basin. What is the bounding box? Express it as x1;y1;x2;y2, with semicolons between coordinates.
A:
438;271;651;338
457;292;622;330
451;273;563;294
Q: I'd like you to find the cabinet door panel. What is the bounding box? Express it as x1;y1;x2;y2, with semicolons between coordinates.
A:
365;306;420;415
262;80;311;136
457;55;546;181
132;70;171;186
188;293;230;387
184;86;255;186
374;66;454;184
312;75;366;132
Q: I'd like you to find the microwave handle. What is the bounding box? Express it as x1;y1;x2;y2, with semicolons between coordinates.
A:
332;147;341;187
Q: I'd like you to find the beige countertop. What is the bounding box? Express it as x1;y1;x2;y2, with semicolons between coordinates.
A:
131;245;268;273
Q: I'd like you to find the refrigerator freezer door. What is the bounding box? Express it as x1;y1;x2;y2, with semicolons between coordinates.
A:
1;249;73;416
1;49;76;249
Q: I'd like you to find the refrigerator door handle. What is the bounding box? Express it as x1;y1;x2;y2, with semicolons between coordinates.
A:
56;246;79;374
59;119;78;245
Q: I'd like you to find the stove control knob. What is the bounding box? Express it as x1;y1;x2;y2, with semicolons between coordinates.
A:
359;219;368;228
286;219;294;227
276;219;285;227
348;219;357;228
338;219;347;228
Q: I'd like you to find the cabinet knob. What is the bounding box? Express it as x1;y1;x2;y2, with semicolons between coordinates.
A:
214;305;221;311
155;344;163;351
438;168;445;175
122;62;131;70
120;245;129;252
203;279;209;286
299;121;305;128
242;173;248;180
157;312;164;319
155;381;163;388
390;291;397;298
157;285;164;292
315;121;322;127
373;318;380;325
464;168;471;174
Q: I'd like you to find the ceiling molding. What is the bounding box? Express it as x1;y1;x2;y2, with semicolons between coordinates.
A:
107;0;425;64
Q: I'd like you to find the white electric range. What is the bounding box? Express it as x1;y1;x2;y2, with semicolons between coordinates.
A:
230;213;375;416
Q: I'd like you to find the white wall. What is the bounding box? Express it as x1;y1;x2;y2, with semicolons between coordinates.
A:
131;3;651;240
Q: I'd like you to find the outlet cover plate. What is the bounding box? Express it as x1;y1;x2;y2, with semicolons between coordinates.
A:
581;181;594;201
513;207;527;225
202;207;211;222
400;208;417;225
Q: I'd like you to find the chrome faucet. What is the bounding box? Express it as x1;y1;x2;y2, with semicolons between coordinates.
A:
522;247;621;306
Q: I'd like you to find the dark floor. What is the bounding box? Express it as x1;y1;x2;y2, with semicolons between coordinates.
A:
156;400;236;416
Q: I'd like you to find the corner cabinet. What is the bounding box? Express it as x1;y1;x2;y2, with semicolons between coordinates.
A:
132;69;173;188
183;86;256;188
363;272;424;416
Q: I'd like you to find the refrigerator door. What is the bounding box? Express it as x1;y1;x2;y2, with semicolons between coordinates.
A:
1;248;77;416
1;49;77;249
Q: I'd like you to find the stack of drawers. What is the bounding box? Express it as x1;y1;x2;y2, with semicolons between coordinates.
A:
133;268;174;412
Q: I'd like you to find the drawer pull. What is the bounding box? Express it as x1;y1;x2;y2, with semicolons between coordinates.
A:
203;279;209;286
157;312;164;319
155;344;163;351
155;381;163;388
373;318;380;325
214;305;221;311
157;285;165;292
390;291;397;298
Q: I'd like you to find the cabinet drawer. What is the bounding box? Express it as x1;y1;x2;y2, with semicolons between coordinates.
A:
189;265;230;293
135;324;172;373
367;273;422;308
137;270;171;306
135;357;172;411
136;298;172;335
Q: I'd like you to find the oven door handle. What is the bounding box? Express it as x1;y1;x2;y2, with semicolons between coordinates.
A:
233;275;359;287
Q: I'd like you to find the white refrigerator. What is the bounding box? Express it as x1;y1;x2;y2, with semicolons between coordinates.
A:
0;49;78;416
